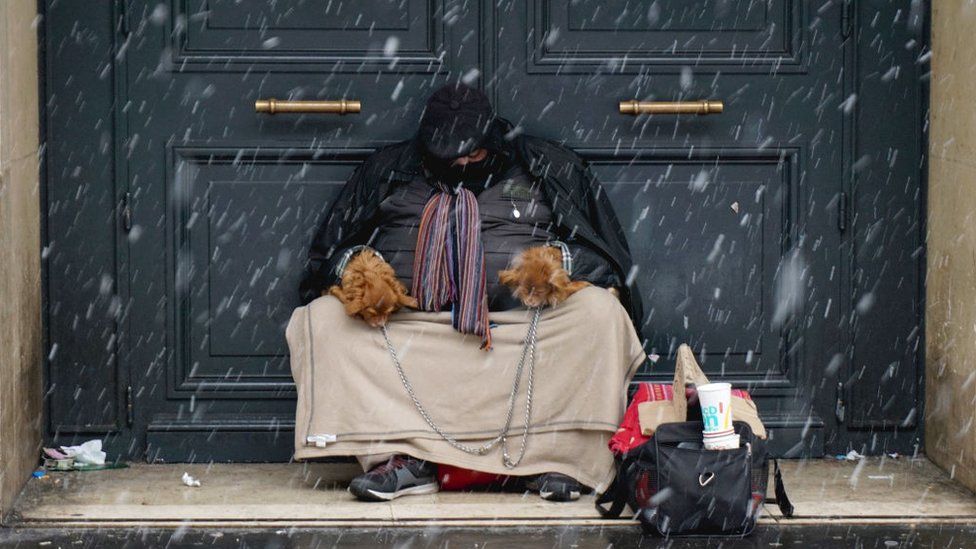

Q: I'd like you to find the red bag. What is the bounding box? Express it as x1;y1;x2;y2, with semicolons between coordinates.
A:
609;382;682;455
437;464;510;491
610;344;763;456
609;383;755;455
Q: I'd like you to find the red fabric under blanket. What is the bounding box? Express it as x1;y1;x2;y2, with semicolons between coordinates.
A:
437;463;510;491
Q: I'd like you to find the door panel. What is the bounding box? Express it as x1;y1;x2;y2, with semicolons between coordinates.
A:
174;0;448;70
536;0;801;72
43;1;122;434
566;0;768;31
492;1;808;140
170;149;351;397
599;149;797;391
846;0;925;434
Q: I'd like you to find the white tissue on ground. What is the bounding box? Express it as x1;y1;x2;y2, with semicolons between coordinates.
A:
181;472;201;487
59;439;106;465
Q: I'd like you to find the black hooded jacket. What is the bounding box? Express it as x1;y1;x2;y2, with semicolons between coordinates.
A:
299;122;645;332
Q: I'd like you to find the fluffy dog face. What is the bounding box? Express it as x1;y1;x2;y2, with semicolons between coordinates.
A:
498;246;589;308
328;252;418;327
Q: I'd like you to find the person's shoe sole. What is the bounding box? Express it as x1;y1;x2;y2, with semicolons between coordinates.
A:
349;481;439;502
539;489;581;502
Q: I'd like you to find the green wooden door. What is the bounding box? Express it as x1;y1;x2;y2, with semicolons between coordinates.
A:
43;0;927;461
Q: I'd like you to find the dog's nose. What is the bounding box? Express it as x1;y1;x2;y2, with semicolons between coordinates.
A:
368;316;386;328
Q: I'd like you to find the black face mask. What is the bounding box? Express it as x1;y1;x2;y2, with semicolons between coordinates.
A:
424;150;508;194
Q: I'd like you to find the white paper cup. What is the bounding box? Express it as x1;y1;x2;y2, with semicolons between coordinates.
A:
703;433;740;451
698;382;733;435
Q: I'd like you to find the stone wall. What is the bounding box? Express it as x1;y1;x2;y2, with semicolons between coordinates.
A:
0;0;42;521
925;2;976;492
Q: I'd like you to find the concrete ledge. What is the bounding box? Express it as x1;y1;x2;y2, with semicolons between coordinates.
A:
11;457;976;528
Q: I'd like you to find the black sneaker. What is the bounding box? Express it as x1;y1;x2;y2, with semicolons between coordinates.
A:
527;472;582;502
348;456;439;501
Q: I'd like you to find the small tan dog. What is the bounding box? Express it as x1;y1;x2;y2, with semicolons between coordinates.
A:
327;251;418;327
498;246;590;308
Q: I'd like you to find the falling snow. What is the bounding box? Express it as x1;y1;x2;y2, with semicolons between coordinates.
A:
31;0;938;541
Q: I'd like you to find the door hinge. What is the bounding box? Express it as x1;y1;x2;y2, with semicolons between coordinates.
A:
117;0;130;37
126;385;134;427
120;191;132;232
835;382;846;424
837;192;849;232
841;0;854;39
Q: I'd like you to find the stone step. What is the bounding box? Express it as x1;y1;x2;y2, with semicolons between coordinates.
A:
12;458;976;528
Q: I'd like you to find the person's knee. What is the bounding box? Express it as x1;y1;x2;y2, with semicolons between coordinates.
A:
570;286;620;315
309;293;350;322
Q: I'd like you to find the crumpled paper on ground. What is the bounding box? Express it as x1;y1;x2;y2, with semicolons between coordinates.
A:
181;472;201;487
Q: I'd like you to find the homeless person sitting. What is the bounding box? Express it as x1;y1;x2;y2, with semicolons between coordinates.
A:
288;83;647;502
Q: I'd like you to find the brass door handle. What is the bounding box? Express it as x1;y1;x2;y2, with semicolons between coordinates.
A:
254;98;361;115
619;100;724;115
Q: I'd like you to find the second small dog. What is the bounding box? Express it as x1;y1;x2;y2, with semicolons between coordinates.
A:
498;246;590;308
327;251;418;327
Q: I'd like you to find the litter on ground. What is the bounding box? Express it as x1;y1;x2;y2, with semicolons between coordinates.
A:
182;472;202;487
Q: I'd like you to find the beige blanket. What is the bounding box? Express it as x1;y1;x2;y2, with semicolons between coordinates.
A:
286;286;645;490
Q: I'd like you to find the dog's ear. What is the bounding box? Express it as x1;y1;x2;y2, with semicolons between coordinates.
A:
399;293;419;309
330;285;365;317
328;285;345;300
543;246;563;262
343;298;365;317
498;268;519;286
548;266;569;286
567;280;591;293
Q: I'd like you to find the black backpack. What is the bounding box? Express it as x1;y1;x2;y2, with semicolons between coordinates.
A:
596;420;793;537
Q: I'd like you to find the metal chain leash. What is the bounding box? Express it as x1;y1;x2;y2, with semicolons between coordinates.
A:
380;307;541;469
501;309;539;469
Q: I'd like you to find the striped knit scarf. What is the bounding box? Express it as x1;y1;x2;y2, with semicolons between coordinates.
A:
412;182;492;349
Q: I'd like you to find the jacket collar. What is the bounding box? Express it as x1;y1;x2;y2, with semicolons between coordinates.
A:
389;139;425;182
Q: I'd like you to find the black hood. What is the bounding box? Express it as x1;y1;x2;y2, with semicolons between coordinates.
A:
417;83;495;160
